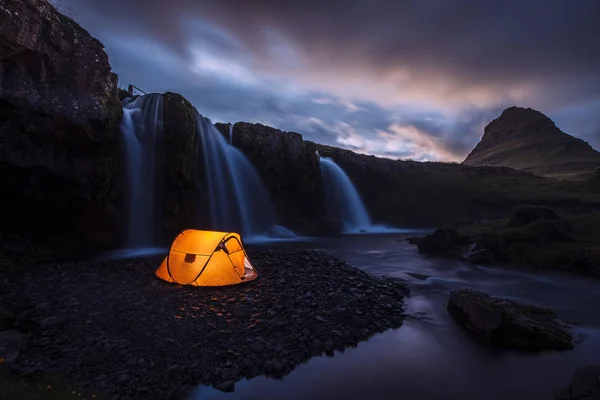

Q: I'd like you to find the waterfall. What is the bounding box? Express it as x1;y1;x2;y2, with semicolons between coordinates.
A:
120;94;163;249
228;123;233;144
318;153;373;233
196;112;295;240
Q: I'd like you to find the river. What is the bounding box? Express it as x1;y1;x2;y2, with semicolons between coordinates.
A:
187;232;600;400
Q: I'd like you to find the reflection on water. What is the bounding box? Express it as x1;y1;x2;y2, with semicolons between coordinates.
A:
188;232;600;400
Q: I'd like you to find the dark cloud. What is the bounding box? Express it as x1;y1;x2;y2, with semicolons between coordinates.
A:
58;0;600;160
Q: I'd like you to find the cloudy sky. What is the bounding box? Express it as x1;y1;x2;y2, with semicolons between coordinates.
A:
59;0;600;161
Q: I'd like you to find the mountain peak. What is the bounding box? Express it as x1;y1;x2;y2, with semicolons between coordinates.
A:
463;107;600;180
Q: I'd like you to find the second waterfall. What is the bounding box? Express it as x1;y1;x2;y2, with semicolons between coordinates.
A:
195;112;291;239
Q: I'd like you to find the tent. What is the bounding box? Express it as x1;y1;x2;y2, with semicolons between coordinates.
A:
155;229;258;286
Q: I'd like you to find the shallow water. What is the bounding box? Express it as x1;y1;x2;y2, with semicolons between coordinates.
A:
188;233;600;400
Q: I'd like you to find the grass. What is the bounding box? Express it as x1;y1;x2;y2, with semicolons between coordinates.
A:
0;375;103;400
458;212;600;275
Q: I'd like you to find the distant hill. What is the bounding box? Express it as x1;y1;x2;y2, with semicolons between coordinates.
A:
463;106;600;180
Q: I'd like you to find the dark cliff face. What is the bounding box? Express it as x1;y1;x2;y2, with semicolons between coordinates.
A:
161;92;202;240
0;0;122;252
316;144;600;228
463;106;600;180
215;122;326;234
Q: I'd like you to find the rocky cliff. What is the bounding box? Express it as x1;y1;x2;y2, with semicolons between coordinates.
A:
215;122;326;233
161;93;202;240
214;124;600;230
463;106;600;180
0;0;122;252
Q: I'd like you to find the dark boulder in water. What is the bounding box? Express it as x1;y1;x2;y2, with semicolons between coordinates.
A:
417;226;470;257
555;365;600;400
447;289;574;350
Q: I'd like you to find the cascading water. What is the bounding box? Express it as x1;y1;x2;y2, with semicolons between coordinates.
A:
120;94;164;249
228;123;233;144
318;152;373;233
196;113;295;240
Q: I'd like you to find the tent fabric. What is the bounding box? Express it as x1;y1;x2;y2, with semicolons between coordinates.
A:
155;229;258;286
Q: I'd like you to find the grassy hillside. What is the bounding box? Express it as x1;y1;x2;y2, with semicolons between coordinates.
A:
317;144;600;228
463;107;600;180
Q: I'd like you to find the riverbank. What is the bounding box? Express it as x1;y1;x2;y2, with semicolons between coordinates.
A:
410;208;600;278
0;250;408;400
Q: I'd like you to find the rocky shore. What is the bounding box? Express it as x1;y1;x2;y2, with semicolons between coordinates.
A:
410;206;600;278
0;250;408;399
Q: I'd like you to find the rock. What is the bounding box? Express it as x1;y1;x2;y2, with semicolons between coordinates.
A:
0;307;16;330
406;236;422;245
417;226;470;257
0;330;25;365
161;92;203;239
0;0;122;254
282;299;295;312
214;380;235;392
232;305;250;319
507;205;561;227
447;289;573;350
0;235;33;255
555;365;600;400
0;249;408;400
215;122;323;235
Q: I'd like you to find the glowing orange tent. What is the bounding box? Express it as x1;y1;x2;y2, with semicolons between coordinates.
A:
155;229;258;286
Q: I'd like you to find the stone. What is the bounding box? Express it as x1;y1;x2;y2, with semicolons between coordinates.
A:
555;365;600;400
417;226;470;257
0;330;25;365
447;289;573;350
214;380;235;392
232;305;250;319
0;249;408;399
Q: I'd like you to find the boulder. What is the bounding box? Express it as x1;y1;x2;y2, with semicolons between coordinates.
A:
417;226;470;256
555;365;600;400
447;289;574;350
0;0;123;254
0;330;26;366
507;205;561;227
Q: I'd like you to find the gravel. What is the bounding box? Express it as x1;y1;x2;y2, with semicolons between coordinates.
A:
0;249;408;399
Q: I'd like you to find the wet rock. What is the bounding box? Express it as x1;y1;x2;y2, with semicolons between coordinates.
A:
555;365;600;400
406;236;422;245
447;289;573;350
417;226;470;256
214;380;235;392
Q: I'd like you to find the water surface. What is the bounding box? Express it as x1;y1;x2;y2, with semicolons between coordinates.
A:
189;233;600;400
